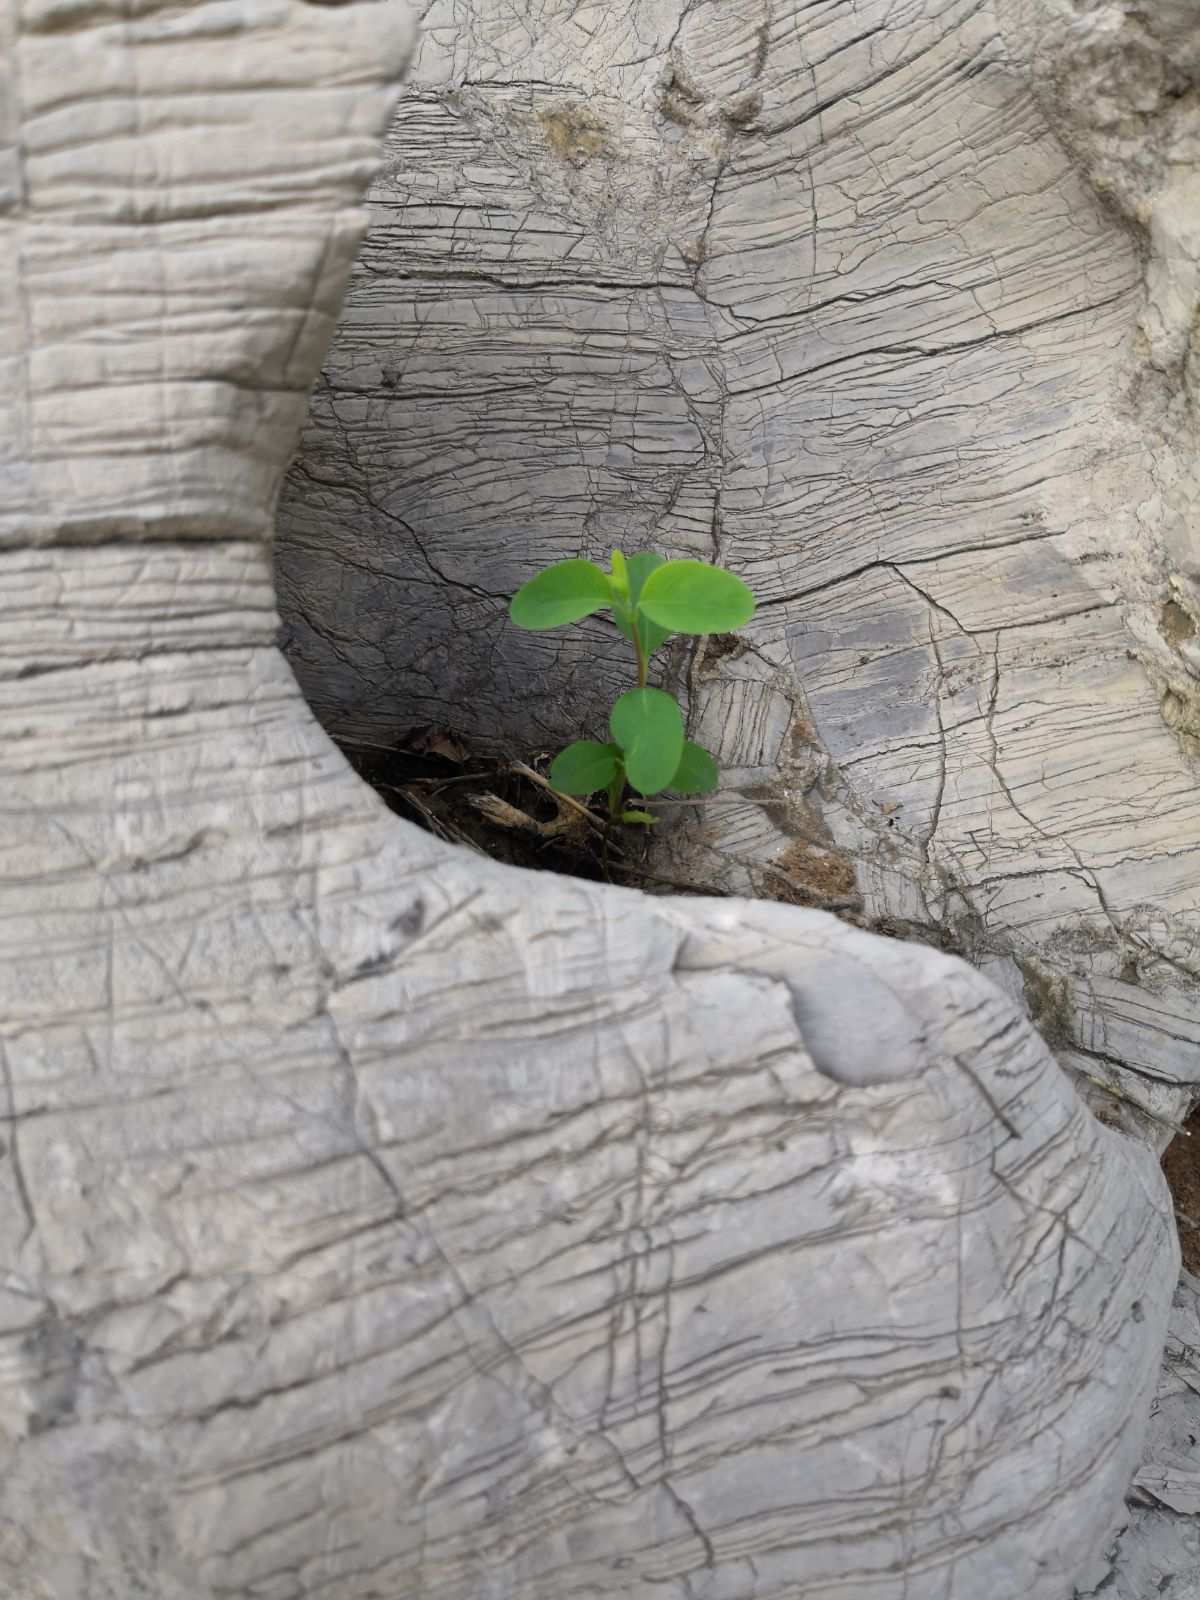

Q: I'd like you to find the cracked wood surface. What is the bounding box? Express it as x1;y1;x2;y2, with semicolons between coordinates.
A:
1074;1272;1200;1600
275;0;1200;1142
0;1;1186;1597
0;582;1181;1598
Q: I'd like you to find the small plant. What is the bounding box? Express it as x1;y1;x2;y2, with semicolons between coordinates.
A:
509;552;755;824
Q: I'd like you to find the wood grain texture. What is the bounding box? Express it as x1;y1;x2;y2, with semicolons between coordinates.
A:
275;0;1200;1140
2;0;411;548
1074;1272;1200;1599
0;582;1181;1597
0;1;1185;1597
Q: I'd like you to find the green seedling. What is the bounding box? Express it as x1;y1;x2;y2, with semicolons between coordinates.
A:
509;552;755;823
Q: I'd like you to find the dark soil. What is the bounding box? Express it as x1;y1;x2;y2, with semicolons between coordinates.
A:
340;726;873;908
1162;1104;1200;1275
339;727;705;895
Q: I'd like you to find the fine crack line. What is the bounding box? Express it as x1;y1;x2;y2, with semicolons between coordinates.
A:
0;1040;36;1250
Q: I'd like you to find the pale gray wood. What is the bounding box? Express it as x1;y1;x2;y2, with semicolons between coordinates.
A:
275;0;1200;1142
1074;1273;1200;1599
0;2;1186;1598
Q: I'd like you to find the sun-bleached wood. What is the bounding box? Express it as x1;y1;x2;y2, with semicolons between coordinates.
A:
0;2;1184;1597
1075;1271;1200;1598
276;0;1200;1147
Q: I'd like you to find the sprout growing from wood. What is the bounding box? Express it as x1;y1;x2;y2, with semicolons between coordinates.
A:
509;553;756;823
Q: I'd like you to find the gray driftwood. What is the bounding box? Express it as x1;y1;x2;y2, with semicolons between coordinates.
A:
276;0;1200;1144
0;2;1185;1598
1075;1271;1200;1599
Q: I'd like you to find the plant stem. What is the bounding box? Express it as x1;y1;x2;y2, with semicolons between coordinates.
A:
633;622;648;689
618;621;648;821
607;765;625;820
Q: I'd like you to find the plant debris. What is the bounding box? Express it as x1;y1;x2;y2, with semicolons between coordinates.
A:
339;727;661;886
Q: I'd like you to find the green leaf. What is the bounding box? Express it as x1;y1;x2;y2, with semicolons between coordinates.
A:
625;552;663;608
611;553;672;653
611;602;671;657
610;550;629;598
509;560;613;630
625;551;672;656
609;688;684;796
548;740;620;795
637;559;755;636
621;809;659;826
610;597;636;642
635;611;672;657
669;740;719;795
